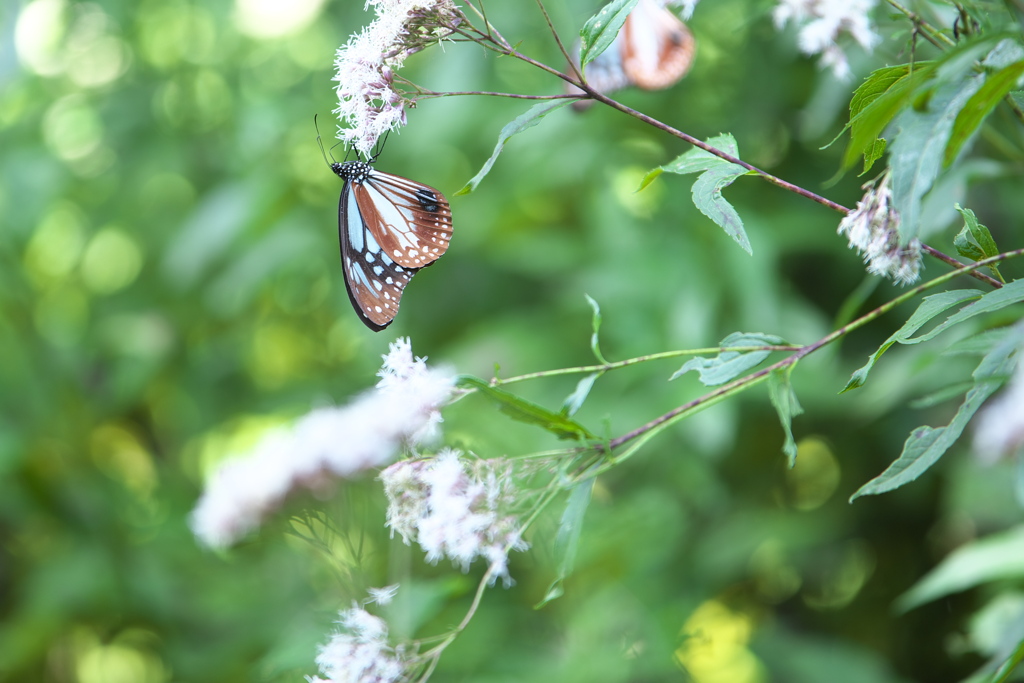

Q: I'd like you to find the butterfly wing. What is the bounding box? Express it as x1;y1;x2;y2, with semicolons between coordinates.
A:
621;0;696;91
355;171;453;269
338;169;453;331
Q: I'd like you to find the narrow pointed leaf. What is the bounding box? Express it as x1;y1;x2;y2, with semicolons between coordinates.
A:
842;289;984;392
691;164;751;254
457;375;596;440
537;477;595;608
457;100;571;195
585;294;608;364
579;0;639;68
889;73;985;242
768;367;804;466
562;372;600;417
673;332;786;386
851;327;1022;500
896;526;1024;612
945;60;1024;166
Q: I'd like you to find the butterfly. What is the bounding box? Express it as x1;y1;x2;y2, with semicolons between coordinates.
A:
569;0;696;109
329;157;453;331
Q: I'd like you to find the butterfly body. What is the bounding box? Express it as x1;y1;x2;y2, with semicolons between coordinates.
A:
332;160;453;331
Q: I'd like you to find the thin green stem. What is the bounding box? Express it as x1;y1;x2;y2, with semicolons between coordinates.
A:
599;248;1024;457
490;346;801;386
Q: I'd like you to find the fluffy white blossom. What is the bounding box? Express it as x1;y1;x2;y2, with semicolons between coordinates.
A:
664;0;699;19
974;359;1024;464
309;590;411;683
773;0;880;79
190;338;454;548
382;449;528;585
334;0;462;156
837;173;922;285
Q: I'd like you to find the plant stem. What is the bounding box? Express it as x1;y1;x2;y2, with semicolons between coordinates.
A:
601;248;1024;455
490;346;801;386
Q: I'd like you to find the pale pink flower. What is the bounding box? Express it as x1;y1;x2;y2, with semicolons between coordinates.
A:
773;0;880;79
311;590;411;683
333;0;462;156
837;173;921;285
190;337;454;548
381;449;528;585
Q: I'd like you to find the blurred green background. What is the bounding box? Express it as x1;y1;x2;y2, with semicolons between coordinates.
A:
3;0;1024;681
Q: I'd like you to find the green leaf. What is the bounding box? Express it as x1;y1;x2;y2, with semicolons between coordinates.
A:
842;289;984;392
888;73;985;242
457;100;571;195
562;372;599;417
537;477;595;609
850;326;1022;501
955;204;1005;282
768;366;804;466
585;294;608;364
841;63;936;170
862;137;887;175
649;134;751;254
691;164;751;254
457;375;596;441
908;279;1024;344
672;332;786;386
945;60;1024;166
896;526;1024;612
579;0;639;68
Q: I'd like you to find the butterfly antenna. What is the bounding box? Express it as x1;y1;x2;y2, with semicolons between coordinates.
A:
314;115;334;166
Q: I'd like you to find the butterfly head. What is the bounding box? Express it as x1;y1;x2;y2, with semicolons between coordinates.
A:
333;160;373;184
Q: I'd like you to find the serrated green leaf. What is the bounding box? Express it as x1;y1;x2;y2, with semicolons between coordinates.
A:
946;61;1024;166
579;0;639;68
954;227;987;261
842;63;936;169
457;100;571;195
768;367;804;466
457;375;596;441
672;332;786;386
896;526;1024;612
584;294;608;364
842;289;984;392
909;279;1024;344
889;73;985;242
960;205;1001;257
537;477;595;609
692;165;751;254
562;373;599;417
862;137;887;175
659;134;741;175
944;328;1013;357
955;204;1005;281
850;326;1022;501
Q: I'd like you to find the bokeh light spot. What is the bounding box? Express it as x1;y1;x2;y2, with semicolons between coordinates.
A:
786;437;840;511
676;600;767;683
14;0;68;76
43;94;104;162
234;0;327;39
24;202;87;285
81;227;144;295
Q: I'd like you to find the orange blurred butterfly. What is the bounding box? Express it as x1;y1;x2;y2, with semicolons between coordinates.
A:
328;155;453;331
570;0;696;109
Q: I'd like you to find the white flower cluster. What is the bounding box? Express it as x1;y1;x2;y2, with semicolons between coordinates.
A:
837;173;922;285
309;586;409;683
666;0;700;20
190;338;454;548
333;0;462;157
773;0;880;79
974;358;1024;464
382;449;528;585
